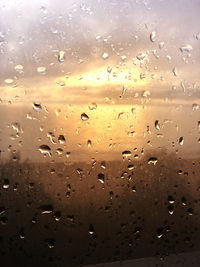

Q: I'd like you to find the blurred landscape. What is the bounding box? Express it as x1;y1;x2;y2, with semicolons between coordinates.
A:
1;148;200;266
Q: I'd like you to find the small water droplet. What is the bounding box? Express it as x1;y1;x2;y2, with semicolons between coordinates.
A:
58;50;65;62
81;113;89;121
88;102;97;110
87;140;92;147
32;102;42;111
14;64;24;72
155;120;160;130
142;90;151;97
98;173;105;184
37;66;46;74
136;53;146;61
40;204;53;214
5;79;14;84
159;42;165;49
102;52;109;60
150;31;156;42
89;224;94;235
179;136;184;146
180;44;192;53
3;179;9;189
148;157;158;165
122;150;132;158
58;135;66;144
168;205;174;215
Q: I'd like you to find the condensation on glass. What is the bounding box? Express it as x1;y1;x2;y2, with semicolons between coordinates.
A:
0;0;200;266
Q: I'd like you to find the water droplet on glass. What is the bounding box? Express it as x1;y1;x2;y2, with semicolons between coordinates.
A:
102;52;109;60
37;66;46;74
192;103;199;111
148;157;158;165
136;53;146;61
81;113;89;121
159;42;165;49
168;195;175;204
98;173;105;184
5;79;14;84
3;179;9;189
180;44;192;53
15;64;24;72
150;31;156;42
87;140;92;147
39;145;51;156
142;90;151;97
89;224;94;235
58;50;65;62
88;102;97;110
32;102;42;111
58;135;66;144
122;150;132;158
40;204;53;214
155;120;160;130
179;136;184;146
168;205;174;215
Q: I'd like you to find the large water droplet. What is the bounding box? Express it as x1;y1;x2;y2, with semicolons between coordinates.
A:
39;145;51;156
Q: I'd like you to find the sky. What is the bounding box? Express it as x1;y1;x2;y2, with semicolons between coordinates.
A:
0;0;200;161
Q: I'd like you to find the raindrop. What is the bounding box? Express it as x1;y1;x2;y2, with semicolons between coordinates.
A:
180;44;192;53
159;42;165;49
142;90;151;97
81;113;89;121
58;135;66;144
39;145;51;156
58;50;65;62
148;157;158;165
156;228;163;238
155;120;160;130
102;52;109;60
37;66;46;74
136;53;146;61
3;179;9;189
192;103;199;111
150;31;156;42
32;102;42;111
5;79;14;84
168;195;175;204
89;224;94;235
122;150;132;158
15;64;24;72
128;164;134;170
88;102;97;110
179;136;184;146
46;238;55;248
87;140;92;147
121;55;127;61
98;173;105;184
168;205;174;215
172;67;178;76
40;204;53;214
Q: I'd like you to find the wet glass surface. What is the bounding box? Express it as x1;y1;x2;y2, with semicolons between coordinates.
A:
0;0;200;266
